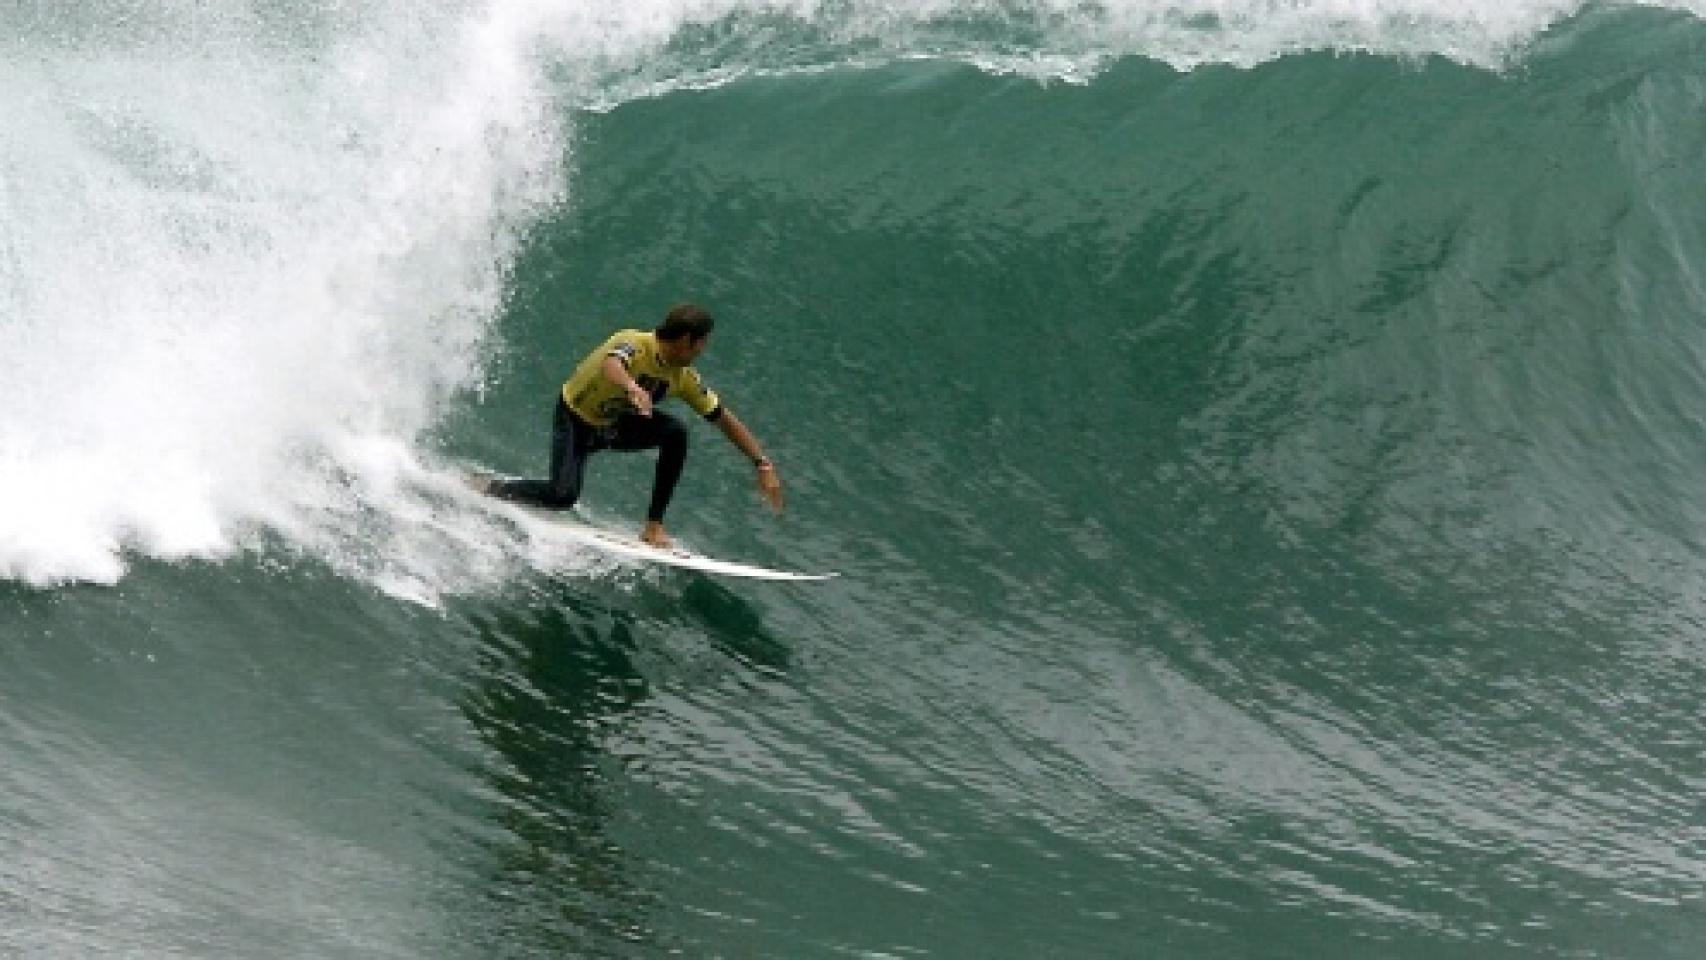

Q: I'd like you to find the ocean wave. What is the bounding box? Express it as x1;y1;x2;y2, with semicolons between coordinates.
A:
1;0;1701;592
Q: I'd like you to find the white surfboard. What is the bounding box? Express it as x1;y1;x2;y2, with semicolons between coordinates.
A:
467;473;837;582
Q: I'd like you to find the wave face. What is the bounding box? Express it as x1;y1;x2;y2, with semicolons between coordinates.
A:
4;3;1706;959
2;0;1702;589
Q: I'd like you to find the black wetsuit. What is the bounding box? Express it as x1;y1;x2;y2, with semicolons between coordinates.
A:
492;396;696;522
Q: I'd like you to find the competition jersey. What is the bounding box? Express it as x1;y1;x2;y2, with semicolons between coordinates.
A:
561;329;722;428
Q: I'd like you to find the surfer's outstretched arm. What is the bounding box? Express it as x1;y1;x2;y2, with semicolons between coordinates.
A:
715;409;784;513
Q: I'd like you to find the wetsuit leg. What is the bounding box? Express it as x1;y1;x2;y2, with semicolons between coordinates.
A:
491;398;599;508
607;410;688;522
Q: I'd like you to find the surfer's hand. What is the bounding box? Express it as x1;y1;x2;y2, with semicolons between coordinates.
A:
626;383;653;416
756;460;784;513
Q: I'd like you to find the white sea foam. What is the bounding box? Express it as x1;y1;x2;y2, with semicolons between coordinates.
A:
0;0;1698;593
530;0;1705;88
0;2;565;592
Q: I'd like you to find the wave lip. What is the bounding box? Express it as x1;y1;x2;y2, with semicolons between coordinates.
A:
544;0;1706;98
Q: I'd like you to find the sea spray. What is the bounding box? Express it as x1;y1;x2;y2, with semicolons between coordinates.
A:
0;2;563;588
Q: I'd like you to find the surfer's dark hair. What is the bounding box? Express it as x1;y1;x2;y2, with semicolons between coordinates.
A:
657;303;715;342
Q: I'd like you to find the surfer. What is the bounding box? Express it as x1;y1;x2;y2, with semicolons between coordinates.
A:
484;303;784;549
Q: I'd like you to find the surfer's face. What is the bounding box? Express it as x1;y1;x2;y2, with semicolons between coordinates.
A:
664;334;710;365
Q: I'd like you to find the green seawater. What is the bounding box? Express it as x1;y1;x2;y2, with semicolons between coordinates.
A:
4;4;1705;958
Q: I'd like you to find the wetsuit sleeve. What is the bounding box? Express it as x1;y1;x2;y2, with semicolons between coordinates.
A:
675;367;722;421
606;333;641;369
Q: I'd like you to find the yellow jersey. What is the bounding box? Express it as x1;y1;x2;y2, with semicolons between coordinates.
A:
561;329;722;427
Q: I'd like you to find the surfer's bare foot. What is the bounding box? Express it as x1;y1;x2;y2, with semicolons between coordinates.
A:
640;522;675;550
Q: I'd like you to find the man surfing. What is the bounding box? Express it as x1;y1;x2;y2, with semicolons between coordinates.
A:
480;303;784;550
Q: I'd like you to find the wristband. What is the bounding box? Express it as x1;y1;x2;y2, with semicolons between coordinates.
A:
754;456;774;470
